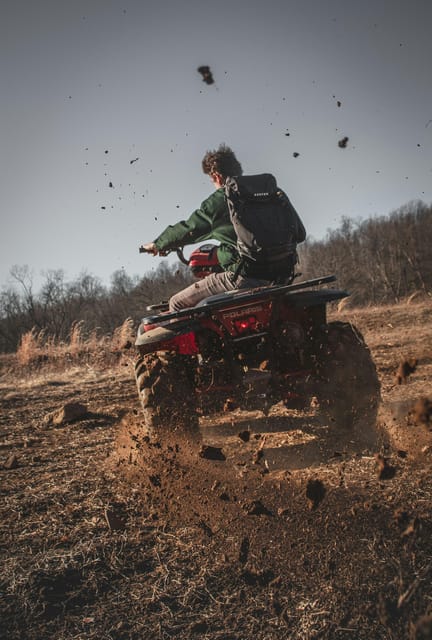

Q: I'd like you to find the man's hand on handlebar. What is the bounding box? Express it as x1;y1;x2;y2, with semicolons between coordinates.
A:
139;242;159;255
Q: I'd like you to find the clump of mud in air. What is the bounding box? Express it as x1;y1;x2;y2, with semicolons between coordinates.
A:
395;358;417;384
197;66;214;85
412;397;432;426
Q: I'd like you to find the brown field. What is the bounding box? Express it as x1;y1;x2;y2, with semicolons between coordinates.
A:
1;299;432;640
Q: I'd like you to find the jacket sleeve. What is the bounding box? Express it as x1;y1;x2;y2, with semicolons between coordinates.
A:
154;202;213;252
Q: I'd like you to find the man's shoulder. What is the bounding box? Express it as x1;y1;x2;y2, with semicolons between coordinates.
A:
202;187;225;203
200;188;226;211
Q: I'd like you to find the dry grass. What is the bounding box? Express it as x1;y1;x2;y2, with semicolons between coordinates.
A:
112;317;135;351
14;318;136;371
16;328;46;366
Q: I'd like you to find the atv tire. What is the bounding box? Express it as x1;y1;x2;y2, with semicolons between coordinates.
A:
315;321;381;446
135;351;200;442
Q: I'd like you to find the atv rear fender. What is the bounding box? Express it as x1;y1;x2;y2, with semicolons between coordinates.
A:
135;319;201;355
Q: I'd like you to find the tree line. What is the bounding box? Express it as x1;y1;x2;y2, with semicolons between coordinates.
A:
299;200;432;305
1;200;431;353
0;262;193;353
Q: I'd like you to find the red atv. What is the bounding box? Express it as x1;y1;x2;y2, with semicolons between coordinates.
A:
133;244;380;451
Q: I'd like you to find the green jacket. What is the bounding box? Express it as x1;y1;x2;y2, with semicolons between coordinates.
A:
154;188;240;272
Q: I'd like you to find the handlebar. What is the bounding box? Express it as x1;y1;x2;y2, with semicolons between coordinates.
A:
139;245;189;264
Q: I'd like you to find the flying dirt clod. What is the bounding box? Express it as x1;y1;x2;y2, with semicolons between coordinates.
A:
197;65;214;85
395;358;418;384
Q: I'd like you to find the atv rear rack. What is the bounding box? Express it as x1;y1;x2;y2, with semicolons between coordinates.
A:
141;275;341;325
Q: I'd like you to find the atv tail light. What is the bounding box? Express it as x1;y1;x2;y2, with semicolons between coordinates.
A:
234;315;258;334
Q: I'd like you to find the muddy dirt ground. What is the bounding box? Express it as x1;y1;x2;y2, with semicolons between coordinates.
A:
1;300;432;639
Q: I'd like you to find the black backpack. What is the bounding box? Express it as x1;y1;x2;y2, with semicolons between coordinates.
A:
224;173;298;281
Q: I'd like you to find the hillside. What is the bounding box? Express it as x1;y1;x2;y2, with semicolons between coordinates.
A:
1;299;432;640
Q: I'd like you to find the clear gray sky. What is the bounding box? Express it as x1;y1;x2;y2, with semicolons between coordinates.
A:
1;0;431;291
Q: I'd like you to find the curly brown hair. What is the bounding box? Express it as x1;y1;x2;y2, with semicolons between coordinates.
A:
201;144;243;179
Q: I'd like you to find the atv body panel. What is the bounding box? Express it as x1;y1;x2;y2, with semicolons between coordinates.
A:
133;275;357;409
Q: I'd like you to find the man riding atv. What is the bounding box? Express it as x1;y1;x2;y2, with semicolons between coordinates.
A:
140;144;307;311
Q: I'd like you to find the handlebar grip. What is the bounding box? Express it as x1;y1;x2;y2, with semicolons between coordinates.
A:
139;245;158;254
139;245;171;256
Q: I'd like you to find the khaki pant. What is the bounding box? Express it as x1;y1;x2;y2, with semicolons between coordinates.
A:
169;271;271;312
